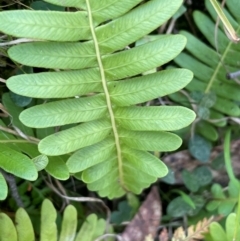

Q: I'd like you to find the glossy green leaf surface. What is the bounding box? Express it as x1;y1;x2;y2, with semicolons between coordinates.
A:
0;145;38;181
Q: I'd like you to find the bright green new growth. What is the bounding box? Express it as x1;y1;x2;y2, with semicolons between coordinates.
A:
0;199;109;241
206;213;240;241
0;0;195;198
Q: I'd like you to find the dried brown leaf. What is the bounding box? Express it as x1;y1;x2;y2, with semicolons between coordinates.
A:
121;186;161;241
172;227;186;241
172;217;214;241
159;228;169;241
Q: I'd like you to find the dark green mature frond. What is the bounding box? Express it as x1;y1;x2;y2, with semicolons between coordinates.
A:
0;0;195;199
172;0;240;141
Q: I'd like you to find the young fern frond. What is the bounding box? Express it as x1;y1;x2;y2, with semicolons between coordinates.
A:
206;213;240;241
0;199;110;241
0;0;195;199
171;0;240;141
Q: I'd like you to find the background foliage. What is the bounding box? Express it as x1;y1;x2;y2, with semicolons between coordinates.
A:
0;0;240;240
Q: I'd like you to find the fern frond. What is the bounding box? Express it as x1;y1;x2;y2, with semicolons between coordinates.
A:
172;0;240;141
207;213;240;241
0;199;111;241
0;0;195;198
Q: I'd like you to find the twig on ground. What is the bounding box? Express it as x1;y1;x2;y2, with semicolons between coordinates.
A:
0;77;6;83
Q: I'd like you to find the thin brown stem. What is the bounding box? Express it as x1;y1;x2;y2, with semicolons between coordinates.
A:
0;125;39;143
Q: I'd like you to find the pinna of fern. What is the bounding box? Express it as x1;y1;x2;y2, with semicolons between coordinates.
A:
0;0;195;199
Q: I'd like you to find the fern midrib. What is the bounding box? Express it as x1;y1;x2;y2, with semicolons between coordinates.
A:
86;0;125;189
205;25;240;93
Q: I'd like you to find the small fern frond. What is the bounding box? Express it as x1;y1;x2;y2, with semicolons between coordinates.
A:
0;199;111;241
0;0;195;198
171;0;240;141
207;213;240;241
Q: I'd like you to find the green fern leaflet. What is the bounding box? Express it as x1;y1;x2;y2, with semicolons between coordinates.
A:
0;0;195;198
